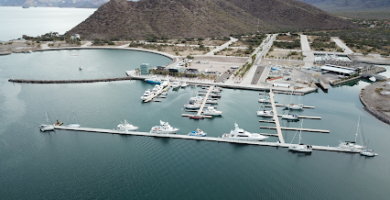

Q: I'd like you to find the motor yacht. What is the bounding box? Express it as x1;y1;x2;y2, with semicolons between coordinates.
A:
184;100;201;109
145;76;161;84
258;97;271;103
171;81;181;89
281;114;299;120
222;123;268;141
117;120;138;131
257;110;274;117
141;89;152;100
206;99;218;104
150;120;179;134
203;107;222;116
188;129;207;137
285;103;303;110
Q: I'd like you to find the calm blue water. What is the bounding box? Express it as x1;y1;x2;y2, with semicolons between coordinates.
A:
0;7;96;41
0;50;390;199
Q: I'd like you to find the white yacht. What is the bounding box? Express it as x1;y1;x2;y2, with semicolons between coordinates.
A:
281;114;299;120
206;99;218;104
288;119;312;153
79;66;83;70
171;81;181;89
185;100;201;109
188;129;207;137
161;80;169;87
258;97;271;103
152;85;163;94
257;110;274;117
141;89;152;100
222;123;268;141
150;120;179;134
285;103;303;110
181;81;188;88
117;120;138;131
203;107;222;116
40;111;54;132
338;116;365;150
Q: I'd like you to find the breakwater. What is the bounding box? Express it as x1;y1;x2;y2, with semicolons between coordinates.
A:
8;76;132;84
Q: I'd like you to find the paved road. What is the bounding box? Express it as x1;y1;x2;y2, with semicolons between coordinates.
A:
300;35;314;66
205;37;238;56
331;37;354;54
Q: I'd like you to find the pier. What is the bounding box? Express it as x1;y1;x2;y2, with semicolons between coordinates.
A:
52;125;361;154
269;89;285;143
276;115;321;120
263;104;315;109
197;86;214;116
8;76;132;84
259;126;330;133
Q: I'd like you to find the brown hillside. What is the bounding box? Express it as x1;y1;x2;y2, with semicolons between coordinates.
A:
66;0;354;40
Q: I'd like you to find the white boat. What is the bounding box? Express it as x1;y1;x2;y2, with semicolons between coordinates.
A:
188;129;207;137
257;110;274;117
203;107;222;116
222;123;268;141
141;89;152;100
40;111;54;132
171;81;181;89
288;120;312;153
79;66;83;70
181;81;188;88
360;149;378;157
150;120;179;134
161;80;169;87
67;110;81;128
369;76;376;82
258;96;271;103
206;99;218;104
151;85;163;94
281;114;299;120
285;92;303;110
338;116;365;150
117;120;138;131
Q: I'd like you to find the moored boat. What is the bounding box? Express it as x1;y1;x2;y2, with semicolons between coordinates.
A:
40;111;54;132
288;120;312;153
117;120;138;132
257;110;274;117
141;89;152;100
150;120;179;134
188;129;207;137
145;76;161;84
203;107;222;116
222;123;268;141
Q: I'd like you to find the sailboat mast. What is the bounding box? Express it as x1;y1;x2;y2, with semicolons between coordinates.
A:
354;116;360;143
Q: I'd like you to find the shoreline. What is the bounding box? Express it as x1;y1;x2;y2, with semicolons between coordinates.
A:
359;80;390;125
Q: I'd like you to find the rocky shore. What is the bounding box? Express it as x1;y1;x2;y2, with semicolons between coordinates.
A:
360;79;390;125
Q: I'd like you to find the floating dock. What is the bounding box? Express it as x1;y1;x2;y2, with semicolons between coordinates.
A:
276;115;321;120
263;104;315;109
143;83;172;103
52;126;361;154
259;126;330;133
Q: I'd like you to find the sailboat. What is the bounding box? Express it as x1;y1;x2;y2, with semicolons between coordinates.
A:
288;120;312;153
40;111;55;132
67;110;81;128
338;116;365;150
285;91;303;110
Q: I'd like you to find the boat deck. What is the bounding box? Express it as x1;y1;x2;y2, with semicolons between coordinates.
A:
143;83;172;103
53;126;361;154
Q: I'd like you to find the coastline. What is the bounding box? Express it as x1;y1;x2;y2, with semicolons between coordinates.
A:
359;80;390;125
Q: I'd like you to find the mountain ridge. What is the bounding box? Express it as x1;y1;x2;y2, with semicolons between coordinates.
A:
0;0;109;8
66;0;354;40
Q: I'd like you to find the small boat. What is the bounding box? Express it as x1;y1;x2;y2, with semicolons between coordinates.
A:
189;115;204;119
181;82;188;88
203;107;222;116
258;97;271;103
206;99;218;104
222;123;268;141
79;66;83;70
40;111;54;132
188;129;207;137
151;85;163;94
117;120;138;132
145;76;161;84
210;94;221;98
161;80;169;87
285;103;303;110
257;110;274;117
171;81;181;89
150;120;179;134
141;89;152;100
360;149;378;157
369;76;376;82
288;120;312;153
281;114;299;120
184;100;201;109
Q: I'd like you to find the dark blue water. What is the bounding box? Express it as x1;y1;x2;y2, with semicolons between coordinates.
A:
1;50;389;199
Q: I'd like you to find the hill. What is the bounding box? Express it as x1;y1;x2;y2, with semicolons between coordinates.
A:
298;0;390;11
66;0;354;40
0;0;109;8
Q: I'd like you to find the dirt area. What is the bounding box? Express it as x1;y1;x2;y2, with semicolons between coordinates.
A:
229;40;249;47
166;38;227;46
186;56;247;74
265;49;303;60
0;40;79;53
213;47;251;57
276;35;299;41
360;79;390;124
259;59;304;66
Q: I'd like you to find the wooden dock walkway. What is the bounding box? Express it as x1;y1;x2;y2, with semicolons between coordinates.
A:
143;83;172;103
260;126;330;133
276;115;321;120
197;86;214;116
8;77;132;84
53;126;361;154
269;89;285;143
264;104;315;109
